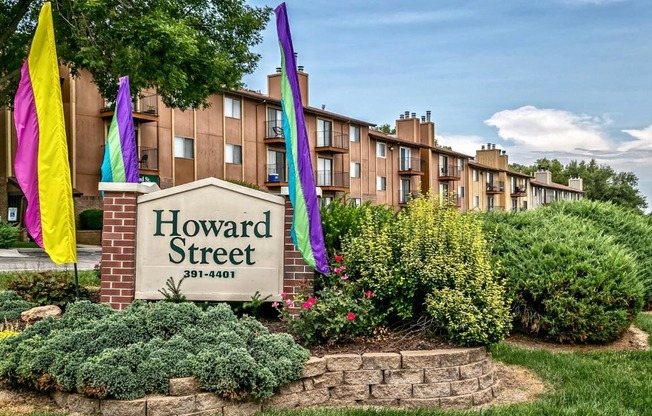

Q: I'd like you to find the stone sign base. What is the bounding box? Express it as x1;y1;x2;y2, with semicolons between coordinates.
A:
52;348;499;415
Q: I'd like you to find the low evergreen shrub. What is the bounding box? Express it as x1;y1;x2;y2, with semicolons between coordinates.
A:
0;301;310;401
482;209;643;343
0;290;33;320
79;210;103;231
0;221;19;249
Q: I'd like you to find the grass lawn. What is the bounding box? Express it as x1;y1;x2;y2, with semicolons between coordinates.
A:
0;270;100;290
10;241;40;249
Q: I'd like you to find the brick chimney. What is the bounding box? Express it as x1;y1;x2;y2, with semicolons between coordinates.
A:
535;170;552;185
568;177;583;191
396;111;420;144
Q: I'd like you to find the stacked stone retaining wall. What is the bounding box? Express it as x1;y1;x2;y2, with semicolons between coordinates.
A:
53;347;499;415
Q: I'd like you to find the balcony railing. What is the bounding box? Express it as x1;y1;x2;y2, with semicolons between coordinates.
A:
265;120;284;139
399;190;419;204
101;93;159;117
487;204;504;212
316;132;349;152
399;158;425;174
316;170;349;188
486;181;505;193
265;164;287;183
511;185;527;195
439;165;462;179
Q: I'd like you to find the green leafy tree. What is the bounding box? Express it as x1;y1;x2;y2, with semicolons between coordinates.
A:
372;123;396;135
0;0;271;108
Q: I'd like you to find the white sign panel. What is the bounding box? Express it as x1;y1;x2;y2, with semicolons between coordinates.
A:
7;207;17;222
135;178;285;301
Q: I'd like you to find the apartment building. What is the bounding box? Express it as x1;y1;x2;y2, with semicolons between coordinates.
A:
530;171;583;209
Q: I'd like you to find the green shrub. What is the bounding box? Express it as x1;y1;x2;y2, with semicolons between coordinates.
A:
0;290;33;320
0;221;19;249
343;194;512;346
7;271;94;308
548;199;652;306
0;301;309;401
79;210;103;230
482;209;643;343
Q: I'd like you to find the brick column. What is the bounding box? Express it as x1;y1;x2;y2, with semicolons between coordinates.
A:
98;182;159;310
283;198;316;313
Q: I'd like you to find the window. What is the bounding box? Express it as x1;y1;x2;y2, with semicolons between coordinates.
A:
439;155;448;175
511;198;518;212
511;177;517;193
267;149;286;182
352;198;362;207
522;201;528;211
377;176;387;191
488;196;495;211
320;197;333;207
457;186;464;198
400;147;411;170
225;144;242;164
225;97;241;119
473;196;479;208
267;108;283;137
473;169;479;182
377;142;386;158
174;137;193;159
350;125;360;142
317;119;332;146
400;178;411;203
350;162;361;178
317;157;332;186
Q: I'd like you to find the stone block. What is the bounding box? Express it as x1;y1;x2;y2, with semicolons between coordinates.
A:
324;354;362;371
384;369;424;385
467;347;487;362
263;393;299;410
437;349;471;367
344;370;383;385
473;387;494;405
169;377;202;396
401;398;440;409
222;402;261;416
297;387;330;406
482;358;494;375
195;393;226;411
66;393;100;414
360;399;399;407
450;378;479;395
147;395;195;416
51;391;69;408
400;350;441;369
301;357;327;377
412;382;451;399
370;384;412;399
308;371;343;389
101;398;146;416
440;394;473;409
329;385;369;400
425;366;460;383
278;380;304;395
460;362;484;379
362;353;401;370
492;379;501;397
478;371;494;390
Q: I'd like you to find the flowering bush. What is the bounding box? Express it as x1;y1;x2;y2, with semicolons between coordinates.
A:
275;258;379;345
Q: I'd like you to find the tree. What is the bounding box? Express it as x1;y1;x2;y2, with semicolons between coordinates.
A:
0;0;271;108
372;123;396;135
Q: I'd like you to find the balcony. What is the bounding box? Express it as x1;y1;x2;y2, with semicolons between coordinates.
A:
399;190;419;205
439;165;462;181
138;147;158;171
486;181;505;194
315;132;349;154
399;158;425;175
264;120;285;144
264;164;287;187
511;185;527;196
487;204;504;212
100;93;159;122
316;170;349;191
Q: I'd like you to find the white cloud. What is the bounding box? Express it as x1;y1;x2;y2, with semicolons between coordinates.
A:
619;125;652;151
485;106;612;152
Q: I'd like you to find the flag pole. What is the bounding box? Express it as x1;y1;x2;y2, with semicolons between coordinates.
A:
74;262;79;299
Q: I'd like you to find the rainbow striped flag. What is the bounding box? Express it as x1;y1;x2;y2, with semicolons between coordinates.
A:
13;2;76;264
101;76;140;183
275;3;329;274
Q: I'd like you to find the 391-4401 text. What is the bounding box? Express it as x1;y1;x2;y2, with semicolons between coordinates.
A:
183;270;235;278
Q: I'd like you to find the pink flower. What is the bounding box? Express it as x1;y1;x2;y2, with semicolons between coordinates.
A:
365;290;373;298
341;265;347;271
308;296;317;305
271;301;280;308
335;255;343;262
341;274;349;281
285;299;294;307
302;302;312;309
281;292;287;299
346;312;356;321
334;267;342;274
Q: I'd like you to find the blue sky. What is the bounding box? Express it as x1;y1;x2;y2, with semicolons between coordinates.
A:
243;0;652;206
